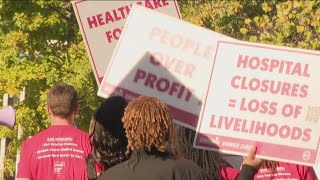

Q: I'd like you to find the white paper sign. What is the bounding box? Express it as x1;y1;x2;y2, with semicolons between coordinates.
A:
98;5;233;129
314;165;320;177
72;0;181;84
194;40;320;166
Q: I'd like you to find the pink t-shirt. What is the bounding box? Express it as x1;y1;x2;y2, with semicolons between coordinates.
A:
17;125;91;180
254;162;318;180
220;165;239;180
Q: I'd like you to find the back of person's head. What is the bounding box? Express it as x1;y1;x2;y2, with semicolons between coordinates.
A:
91;96;128;169
171;124;223;179
122;95;172;155
47;83;78;118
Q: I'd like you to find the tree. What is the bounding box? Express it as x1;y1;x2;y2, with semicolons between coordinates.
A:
179;0;320;50
1;0;319;178
0;1;101;178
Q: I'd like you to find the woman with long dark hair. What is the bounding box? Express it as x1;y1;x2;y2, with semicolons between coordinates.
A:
86;96;128;180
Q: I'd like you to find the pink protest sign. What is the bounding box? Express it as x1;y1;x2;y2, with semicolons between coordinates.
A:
97;5;233;129
72;0;181;84
194;40;320;166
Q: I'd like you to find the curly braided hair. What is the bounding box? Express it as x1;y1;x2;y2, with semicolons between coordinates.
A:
122;96;173;155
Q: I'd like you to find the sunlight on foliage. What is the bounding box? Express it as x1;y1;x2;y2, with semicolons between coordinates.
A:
179;0;320;50
0;0;319;178
0;0;102;177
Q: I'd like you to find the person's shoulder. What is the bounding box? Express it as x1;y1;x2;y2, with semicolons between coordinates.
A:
174;159;202;169
220;165;239;180
20;128;50;151
220;165;239;173
55;125;89;137
67;125;89;135
23;128;49;142
278;161;312;170
285;162;318;179
73;127;89;135
173;159;210;180
98;161;128;180
21;137;32;147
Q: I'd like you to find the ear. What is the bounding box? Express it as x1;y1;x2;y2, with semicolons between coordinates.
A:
89;118;95;134
74;106;80;115
89;118;95;144
47;106;52;116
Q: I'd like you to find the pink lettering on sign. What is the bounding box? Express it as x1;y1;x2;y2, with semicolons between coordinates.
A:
281;104;302;119
150;52;196;78
133;68;194;102
230;75;309;98
209;114;312;142
149;27;214;60
105;28;123;43
195;133;318;164
239;98;278;115
237;54;310;77
86;0;170;29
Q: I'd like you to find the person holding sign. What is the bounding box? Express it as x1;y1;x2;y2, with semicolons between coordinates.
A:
171;124;269;180
170;124;239;180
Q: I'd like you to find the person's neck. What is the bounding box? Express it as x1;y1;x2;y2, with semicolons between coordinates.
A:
51;115;73;126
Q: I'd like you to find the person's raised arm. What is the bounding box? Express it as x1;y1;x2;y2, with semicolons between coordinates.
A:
237;146;264;180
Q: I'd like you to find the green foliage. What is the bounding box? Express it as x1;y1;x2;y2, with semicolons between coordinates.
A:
179;0;320;50
1;0;319;178
0;0;102;177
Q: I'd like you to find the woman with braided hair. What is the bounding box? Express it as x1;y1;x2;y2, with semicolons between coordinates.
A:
86;96;128;180
170;124;239;180
97;95;210;180
97;95;262;180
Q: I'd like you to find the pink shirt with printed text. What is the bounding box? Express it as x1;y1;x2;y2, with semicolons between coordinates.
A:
254;162;318;180
17;125;91;180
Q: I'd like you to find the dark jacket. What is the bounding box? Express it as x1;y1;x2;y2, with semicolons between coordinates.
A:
97;149;210;180
237;164;258;180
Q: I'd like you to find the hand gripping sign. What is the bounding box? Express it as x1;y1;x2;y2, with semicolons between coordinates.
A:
194;40;320;166
72;0;181;84
97;5;234;129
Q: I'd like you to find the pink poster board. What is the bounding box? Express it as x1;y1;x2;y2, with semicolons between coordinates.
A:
194;40;320;166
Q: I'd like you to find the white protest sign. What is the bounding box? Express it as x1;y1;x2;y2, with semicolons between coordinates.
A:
314;165;320;177
194;40;320;166
72;0;181;84
97;5;234;129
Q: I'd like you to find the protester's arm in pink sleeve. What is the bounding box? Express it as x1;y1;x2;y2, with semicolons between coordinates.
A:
303;166;318;180
220;165;239;180
16;141;32;179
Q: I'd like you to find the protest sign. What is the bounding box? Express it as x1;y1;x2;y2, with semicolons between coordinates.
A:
314;165;320;177
194;40;320;166
97;5;233;129
72;0;181;84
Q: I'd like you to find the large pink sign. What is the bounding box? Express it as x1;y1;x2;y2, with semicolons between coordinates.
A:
194;41;320;166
